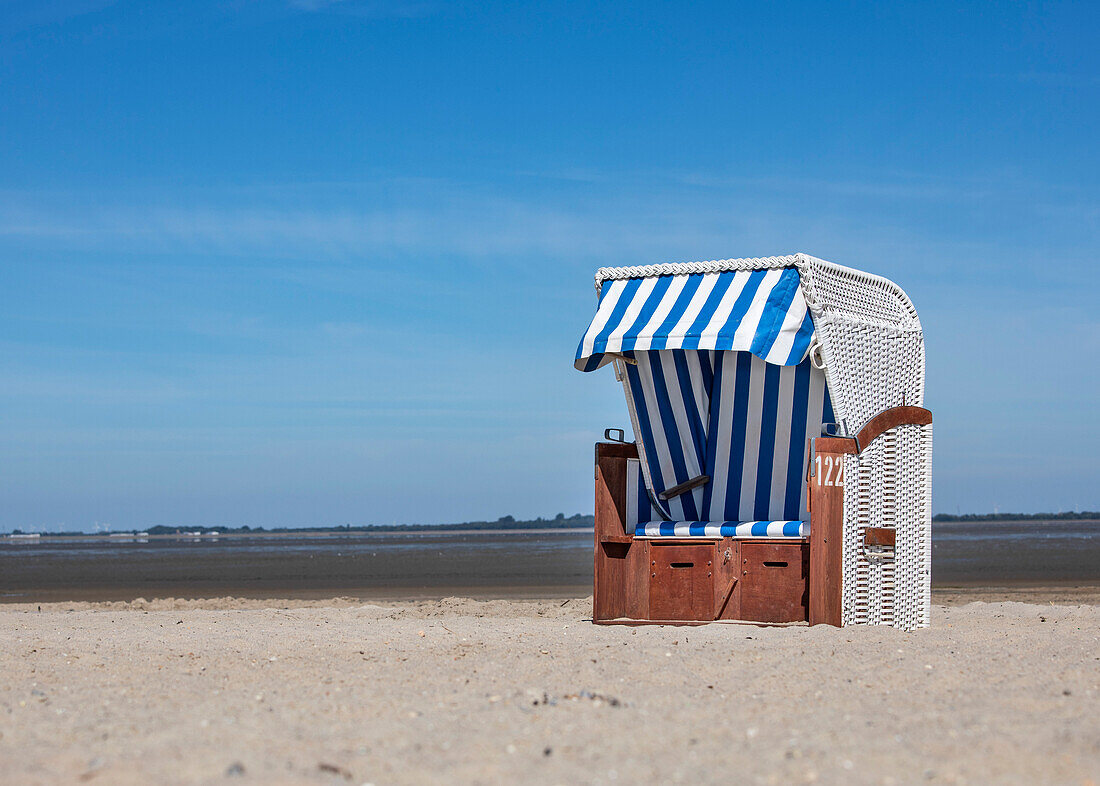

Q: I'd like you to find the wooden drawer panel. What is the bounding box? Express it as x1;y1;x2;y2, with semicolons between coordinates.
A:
740;541;809;623
648;543;715;621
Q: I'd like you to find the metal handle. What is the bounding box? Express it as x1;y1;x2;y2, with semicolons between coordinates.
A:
863;545;895;561
808;340;826;370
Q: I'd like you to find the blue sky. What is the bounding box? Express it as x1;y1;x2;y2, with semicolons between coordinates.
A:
0;1;1097;531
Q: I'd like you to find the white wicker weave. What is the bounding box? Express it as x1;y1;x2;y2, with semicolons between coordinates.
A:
593;253;932;630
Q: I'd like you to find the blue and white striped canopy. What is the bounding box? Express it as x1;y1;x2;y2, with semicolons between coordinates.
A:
575;267;815;372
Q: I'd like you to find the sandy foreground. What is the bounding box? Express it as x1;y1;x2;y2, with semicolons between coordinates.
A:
2;596;1098;786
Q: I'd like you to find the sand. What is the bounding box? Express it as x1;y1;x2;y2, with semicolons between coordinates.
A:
2;596;1098;785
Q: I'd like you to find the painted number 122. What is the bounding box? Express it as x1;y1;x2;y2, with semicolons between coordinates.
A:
815;455;844;487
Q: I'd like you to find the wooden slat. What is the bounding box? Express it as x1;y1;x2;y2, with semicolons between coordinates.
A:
816;436;859;455
593;443;648;622
713;539;741;620
808;441;845;627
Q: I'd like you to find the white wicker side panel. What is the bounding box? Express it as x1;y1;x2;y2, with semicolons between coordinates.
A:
842;439;896;627
815;321;925;429
842;451;870;625
798;255;931;631
891;422;932;630
840;423;932;630
916;422;933;628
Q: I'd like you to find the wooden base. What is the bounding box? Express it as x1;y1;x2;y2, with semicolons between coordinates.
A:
593;442;809;624
594;535;809;624
592;618;808;627
593;407;932;627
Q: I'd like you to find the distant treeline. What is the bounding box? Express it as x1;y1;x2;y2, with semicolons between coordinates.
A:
933;511;1099;522
11;513;596;537
11;511;1100;536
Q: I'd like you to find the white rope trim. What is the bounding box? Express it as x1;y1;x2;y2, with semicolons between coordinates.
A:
594;256;802;292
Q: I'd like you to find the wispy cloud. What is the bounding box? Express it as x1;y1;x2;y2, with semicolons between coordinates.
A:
1;172;1096;523
986;71;1100;87
285;0;438;18
0;180;784;263
0;0;120;32
0;171;1095;285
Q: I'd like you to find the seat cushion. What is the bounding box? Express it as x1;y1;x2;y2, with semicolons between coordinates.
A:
635;520;807;538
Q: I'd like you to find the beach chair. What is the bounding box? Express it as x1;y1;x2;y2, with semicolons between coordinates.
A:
575;254;932;630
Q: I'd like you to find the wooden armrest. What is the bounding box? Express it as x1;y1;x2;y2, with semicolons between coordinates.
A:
600;534;634;545
595;441;638;461
815;406;932;457
595;442;637;542
856;406;932;449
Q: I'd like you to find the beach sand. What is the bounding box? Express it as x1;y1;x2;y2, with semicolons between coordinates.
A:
2;594;1098;785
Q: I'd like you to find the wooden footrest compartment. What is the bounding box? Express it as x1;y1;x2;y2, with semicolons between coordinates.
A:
739;541;809;623
648;543;715;621
618;539;808;624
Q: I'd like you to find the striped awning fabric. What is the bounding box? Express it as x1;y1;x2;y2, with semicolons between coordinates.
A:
575;267;814;372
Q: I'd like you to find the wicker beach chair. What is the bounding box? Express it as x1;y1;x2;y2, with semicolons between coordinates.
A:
575;254;932;630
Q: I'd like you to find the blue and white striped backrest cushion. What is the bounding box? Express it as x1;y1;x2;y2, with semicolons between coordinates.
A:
624;350;833;524
703;353;833;522
622;349;713;521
